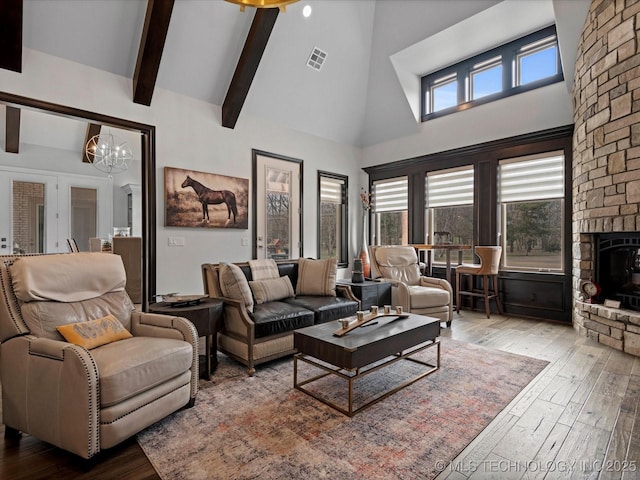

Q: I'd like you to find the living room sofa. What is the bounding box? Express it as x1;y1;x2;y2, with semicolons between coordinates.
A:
202;258;359;375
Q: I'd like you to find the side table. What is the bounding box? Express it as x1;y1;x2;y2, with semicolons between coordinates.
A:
148;298;224;380
337;279;391;311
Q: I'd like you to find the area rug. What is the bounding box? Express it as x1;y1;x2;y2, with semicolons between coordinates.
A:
137;337;548;480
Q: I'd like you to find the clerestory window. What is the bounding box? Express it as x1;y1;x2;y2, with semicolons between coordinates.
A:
421;25;562;121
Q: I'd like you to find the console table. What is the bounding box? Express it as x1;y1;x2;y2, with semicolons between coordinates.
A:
148;298;223;380
337;279;391;310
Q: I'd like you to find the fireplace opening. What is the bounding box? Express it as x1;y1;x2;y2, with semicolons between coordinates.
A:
595;233;640;311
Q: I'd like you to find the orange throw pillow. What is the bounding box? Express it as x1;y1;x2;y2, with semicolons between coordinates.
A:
56;314;132;349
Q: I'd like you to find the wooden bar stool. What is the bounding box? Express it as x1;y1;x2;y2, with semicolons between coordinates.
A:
455;246;503;318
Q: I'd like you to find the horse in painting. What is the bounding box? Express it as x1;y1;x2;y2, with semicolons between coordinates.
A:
181;175;238;224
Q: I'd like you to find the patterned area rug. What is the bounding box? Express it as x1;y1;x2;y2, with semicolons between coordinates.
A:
137;337;548;480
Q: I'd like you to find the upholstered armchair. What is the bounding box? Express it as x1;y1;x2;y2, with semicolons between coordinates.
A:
369;245;453;326
0;253;199;459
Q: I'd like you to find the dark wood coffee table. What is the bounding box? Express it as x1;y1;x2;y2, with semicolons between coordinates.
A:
293;313;440;416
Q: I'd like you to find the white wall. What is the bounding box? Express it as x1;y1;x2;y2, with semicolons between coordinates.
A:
362;82;574;166
0;50;363;295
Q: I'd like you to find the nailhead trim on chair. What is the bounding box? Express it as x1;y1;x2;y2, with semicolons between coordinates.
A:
99;381;191;425
0;260;28;335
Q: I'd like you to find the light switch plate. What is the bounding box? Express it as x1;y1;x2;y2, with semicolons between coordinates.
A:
168;236;185;247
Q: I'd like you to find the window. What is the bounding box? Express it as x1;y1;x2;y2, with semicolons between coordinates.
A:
425;166;474;263
421;25;562;120
470;56;502;100
318;172;347;265
499;152;564;272
372;177;408;246
517;35;558;86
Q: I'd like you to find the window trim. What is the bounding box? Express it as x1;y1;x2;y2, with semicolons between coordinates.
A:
421;25;563;121
317;171;348;267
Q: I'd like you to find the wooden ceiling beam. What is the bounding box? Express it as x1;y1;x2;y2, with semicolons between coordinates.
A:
133;0;175;106
5;106;20;154
0;0;23;73
222;8;279;129
83;123;102;163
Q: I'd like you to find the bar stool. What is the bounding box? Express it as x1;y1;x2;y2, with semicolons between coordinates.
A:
456;246;503;318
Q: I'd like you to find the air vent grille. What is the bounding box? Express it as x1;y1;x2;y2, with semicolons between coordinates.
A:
307;47;327;71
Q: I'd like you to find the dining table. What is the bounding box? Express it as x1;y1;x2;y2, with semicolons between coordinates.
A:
409;243;472;284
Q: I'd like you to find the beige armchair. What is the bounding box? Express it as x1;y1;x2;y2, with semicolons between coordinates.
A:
369;245;453;326
0;253;199;459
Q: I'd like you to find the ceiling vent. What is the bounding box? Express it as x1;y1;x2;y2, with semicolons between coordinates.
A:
307;47;327;71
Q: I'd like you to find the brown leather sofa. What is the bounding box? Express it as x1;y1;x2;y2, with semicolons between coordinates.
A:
202;259;359;375
0;253;199;459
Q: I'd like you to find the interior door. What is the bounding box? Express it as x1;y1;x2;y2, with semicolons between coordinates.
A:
254;151;302;260
0;168;58;254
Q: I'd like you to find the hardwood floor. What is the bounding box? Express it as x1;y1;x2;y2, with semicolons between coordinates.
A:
1;311;639;479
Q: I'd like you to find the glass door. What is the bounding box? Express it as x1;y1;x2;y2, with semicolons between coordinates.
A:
254;151;302;260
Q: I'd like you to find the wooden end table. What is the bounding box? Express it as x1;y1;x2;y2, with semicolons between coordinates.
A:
148;298;224;380
337;279;391;311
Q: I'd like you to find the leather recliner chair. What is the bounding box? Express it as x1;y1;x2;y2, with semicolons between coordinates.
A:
369;245;453;326
0;252;199;459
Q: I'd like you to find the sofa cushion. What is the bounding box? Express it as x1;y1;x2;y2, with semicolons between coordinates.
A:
408;285;450;309
248;259;279;280
56;314;132;349
219;262;254;313
250;301;314;338
284;296;358;325
10;252;126;303
20;290;135;340
249;276;295;304
90;336;193;407
296;258;337;296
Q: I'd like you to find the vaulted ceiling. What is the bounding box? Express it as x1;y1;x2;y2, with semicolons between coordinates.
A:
1;0;590;151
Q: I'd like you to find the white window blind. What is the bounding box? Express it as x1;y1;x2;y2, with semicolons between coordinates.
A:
320;177;343;204
373;177;408;213
426;166;474;207
499;152;564;202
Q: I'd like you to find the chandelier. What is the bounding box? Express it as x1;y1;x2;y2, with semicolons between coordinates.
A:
225;0;299;12
85;132;133;177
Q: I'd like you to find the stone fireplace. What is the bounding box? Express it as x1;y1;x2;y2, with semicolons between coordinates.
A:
572;0;640;357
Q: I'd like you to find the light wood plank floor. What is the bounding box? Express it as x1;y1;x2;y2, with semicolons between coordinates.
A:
436;311;640;480
1;311;639;479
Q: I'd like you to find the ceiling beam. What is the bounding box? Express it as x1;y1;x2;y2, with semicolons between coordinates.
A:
5;106;20;154
0;0;23;73
83;123;102;163
133;0;175;106
222;8;279;129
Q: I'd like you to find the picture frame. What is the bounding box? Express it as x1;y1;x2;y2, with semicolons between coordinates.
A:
164;167;249;229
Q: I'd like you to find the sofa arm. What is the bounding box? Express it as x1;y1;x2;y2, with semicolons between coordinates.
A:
336;284;360;308
217;296;255;342
1;335;101;459
131;311;199;400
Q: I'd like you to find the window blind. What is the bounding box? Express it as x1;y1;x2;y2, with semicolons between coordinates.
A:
499;152;564;202
320;177;344;204
426;166;474;207
373;177;408;213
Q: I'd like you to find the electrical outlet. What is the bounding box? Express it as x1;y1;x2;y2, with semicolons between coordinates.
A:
168;236;185;247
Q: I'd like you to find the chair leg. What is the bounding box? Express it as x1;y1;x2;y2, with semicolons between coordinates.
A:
484;275;490;318
492;275;504;315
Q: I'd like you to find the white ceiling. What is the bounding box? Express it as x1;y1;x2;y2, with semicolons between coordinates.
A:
12;0;590;150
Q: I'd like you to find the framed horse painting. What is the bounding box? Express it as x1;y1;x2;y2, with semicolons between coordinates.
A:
164;167;249;229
